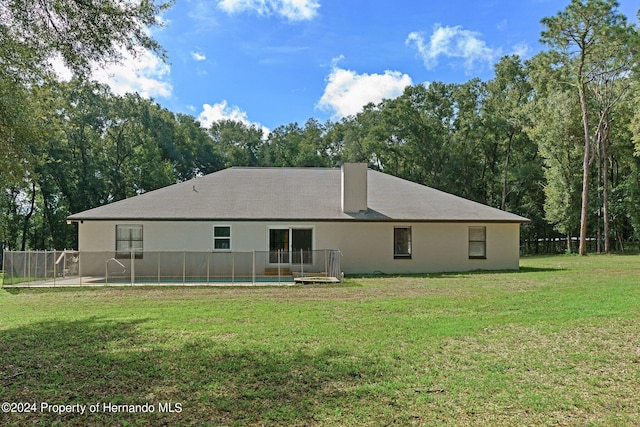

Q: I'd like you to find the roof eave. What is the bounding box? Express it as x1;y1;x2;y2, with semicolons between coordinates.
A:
66;216;530;223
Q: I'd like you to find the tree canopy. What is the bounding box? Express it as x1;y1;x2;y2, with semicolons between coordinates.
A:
0;0;171;79
540;0;640;254
0;0;172;181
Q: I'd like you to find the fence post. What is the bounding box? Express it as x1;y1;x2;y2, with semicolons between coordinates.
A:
232;252;235;284
324;249;327;277
105;255;109;286
10;251;14;286
53;251;56;287
130;250;134;286
21;252;25;285
1;250;4;288
252;250;256;285
183;250;186;286
28;251;32;286
33;250;37;282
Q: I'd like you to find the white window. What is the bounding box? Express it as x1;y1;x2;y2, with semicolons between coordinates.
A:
116;224;143;259
394;227;412;259
469;226;487;259
213;226;231;250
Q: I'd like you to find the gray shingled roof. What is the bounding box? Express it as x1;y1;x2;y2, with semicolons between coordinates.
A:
67;167;529;222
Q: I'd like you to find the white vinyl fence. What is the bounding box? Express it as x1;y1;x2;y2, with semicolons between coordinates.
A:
1;249;342;287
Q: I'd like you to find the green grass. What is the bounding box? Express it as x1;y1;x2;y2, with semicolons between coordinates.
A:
1;255;639;426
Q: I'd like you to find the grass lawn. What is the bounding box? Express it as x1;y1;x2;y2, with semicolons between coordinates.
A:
1;255;639;426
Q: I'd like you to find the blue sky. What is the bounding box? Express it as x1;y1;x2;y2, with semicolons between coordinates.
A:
84;0;639;133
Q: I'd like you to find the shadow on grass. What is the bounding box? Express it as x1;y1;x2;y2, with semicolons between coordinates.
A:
1;286;111;295
1;281;364;294
1;318;379;426
348;265;564;280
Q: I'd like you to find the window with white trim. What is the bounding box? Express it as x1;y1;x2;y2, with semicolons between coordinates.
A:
394;227;412;259
213;226;231;250
469;226;486;259
116;224;143;259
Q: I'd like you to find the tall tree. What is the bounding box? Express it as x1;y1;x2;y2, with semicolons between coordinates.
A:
540;0;639;254
528;87;584;252
209;120;265;167
173;114;224;179
449;78;488;202
344;103;399;172
0;0;171;78
483;56;535;210
381;83;456;188
260;119;333;167
0;0;172;182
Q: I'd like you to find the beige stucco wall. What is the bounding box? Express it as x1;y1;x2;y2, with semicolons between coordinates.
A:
341;163;368;213
77;220;521;274
318;222;520;273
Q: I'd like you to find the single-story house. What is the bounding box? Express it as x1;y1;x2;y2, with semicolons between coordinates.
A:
67;163;529;276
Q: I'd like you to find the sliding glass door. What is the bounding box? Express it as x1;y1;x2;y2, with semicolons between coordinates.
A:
291;228;313;264
269;228;313;264
269;229;290;263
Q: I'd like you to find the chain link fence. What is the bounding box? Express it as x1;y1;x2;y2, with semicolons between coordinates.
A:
1;249;342;287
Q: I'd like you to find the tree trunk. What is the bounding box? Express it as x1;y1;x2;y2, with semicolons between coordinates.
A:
597;138;602;254
20;182;37;251
602;120;610;253
578;84;591;256
501;133;513;211
595;109;611;254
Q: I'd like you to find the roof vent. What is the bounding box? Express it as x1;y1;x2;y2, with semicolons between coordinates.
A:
341;163;368;213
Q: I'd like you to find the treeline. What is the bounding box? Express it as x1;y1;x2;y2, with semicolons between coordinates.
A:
1;0;640;254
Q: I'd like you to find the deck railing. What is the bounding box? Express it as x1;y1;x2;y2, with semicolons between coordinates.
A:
1;249;342;287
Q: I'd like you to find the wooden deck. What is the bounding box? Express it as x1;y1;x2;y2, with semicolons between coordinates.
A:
293;276;340;284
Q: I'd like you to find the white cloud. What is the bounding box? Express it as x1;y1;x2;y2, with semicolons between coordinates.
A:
510;42;530;59
406;24;500;72
50;55;74;81
198;100;248;125
317;57;412;119
217;0;320;21
93;49;172;98
197;100;270;136
191;51;206;61
156;15;171;27
187;1;220;32
53;47;172;99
